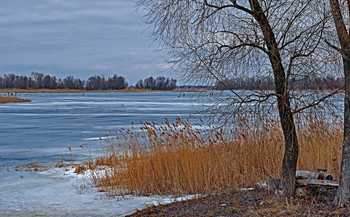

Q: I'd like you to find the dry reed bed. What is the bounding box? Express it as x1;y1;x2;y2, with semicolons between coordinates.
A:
0;95;31;103
87;116;343;198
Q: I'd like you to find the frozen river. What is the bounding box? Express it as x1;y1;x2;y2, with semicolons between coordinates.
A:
0;92;203;166
0;91;344;216
0;92;205;216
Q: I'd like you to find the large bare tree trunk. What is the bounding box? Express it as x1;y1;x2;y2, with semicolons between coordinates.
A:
278;94;299;197
249;0;299;197
140;0;326;198
335;55;350;205
271;56;299;197
330;0;350;205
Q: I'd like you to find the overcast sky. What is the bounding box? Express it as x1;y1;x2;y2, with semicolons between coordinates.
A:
0;0;173;85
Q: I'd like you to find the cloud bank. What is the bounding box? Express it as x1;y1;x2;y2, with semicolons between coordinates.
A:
0;0;172;84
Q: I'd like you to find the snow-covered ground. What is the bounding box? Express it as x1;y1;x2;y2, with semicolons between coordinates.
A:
0;166;198;216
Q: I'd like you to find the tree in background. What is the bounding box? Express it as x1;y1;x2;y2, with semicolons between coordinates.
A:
0;73;128;91
62;76;85;89
86;75;104;90
143;76;156;89
215;75;344;90
85;74;129;90
139;0;340;197
106;74;128;90
135;79;144;89
135;76;177;90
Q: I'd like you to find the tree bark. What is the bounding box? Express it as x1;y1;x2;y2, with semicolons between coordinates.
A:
249;0;299;197
329;0;350;206
278;94;299;197
335;54;350;206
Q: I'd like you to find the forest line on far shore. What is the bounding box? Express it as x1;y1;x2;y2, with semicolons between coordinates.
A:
0;72;345;92
0;72;177;91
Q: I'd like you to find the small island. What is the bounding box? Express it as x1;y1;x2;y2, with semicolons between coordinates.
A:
0;95;31;104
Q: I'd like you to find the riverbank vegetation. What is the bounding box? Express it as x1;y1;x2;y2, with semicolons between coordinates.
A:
135;76;177;90
1;72;344;93
73;115;342;198
0;72;178;91
0;87;210;93
0;95;31;104
0;88;154;93
215;75;344;91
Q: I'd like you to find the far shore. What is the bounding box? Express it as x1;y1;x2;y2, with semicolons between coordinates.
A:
0;96;31;104
0;88;336;95
0;88;211;94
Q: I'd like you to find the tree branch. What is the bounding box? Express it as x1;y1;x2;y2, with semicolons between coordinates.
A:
293;89;342;114
325;39;342;52
216;30;268;54
228;0;253;15
279;0;312;47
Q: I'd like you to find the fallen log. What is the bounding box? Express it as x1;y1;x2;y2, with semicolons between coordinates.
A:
296;170;316;180
296;179;339;188
266;169;339;197
295;169;338;188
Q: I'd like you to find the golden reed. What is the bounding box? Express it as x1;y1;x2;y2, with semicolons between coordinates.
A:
89;114;343;197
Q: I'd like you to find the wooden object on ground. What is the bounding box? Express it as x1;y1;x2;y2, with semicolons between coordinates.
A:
296;179;339;188
266;170;339;197
296;170;316;180
295;169;339;188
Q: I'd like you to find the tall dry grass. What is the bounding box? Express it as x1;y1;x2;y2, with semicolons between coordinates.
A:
0;95;31;103
90;115;343;197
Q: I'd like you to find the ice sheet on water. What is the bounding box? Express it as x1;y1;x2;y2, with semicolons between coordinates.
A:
84;136;113;141
0;166;198;217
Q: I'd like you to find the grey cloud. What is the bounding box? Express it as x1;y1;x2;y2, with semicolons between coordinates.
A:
0;0;170;84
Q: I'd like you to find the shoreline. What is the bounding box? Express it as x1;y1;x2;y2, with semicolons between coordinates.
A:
128;188;348;216
0;88;211;94
0;88;339;94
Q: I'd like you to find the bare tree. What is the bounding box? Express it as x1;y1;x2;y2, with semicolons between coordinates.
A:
139;0;339;197
328;0;350;206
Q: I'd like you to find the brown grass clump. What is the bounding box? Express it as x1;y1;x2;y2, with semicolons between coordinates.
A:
90;115;343;198
25;162;47;171
55;153;98;175
0;95;31;104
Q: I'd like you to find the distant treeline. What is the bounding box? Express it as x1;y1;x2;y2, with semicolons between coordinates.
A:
0;72;177;91
135;76;177;90
215;75;344;90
